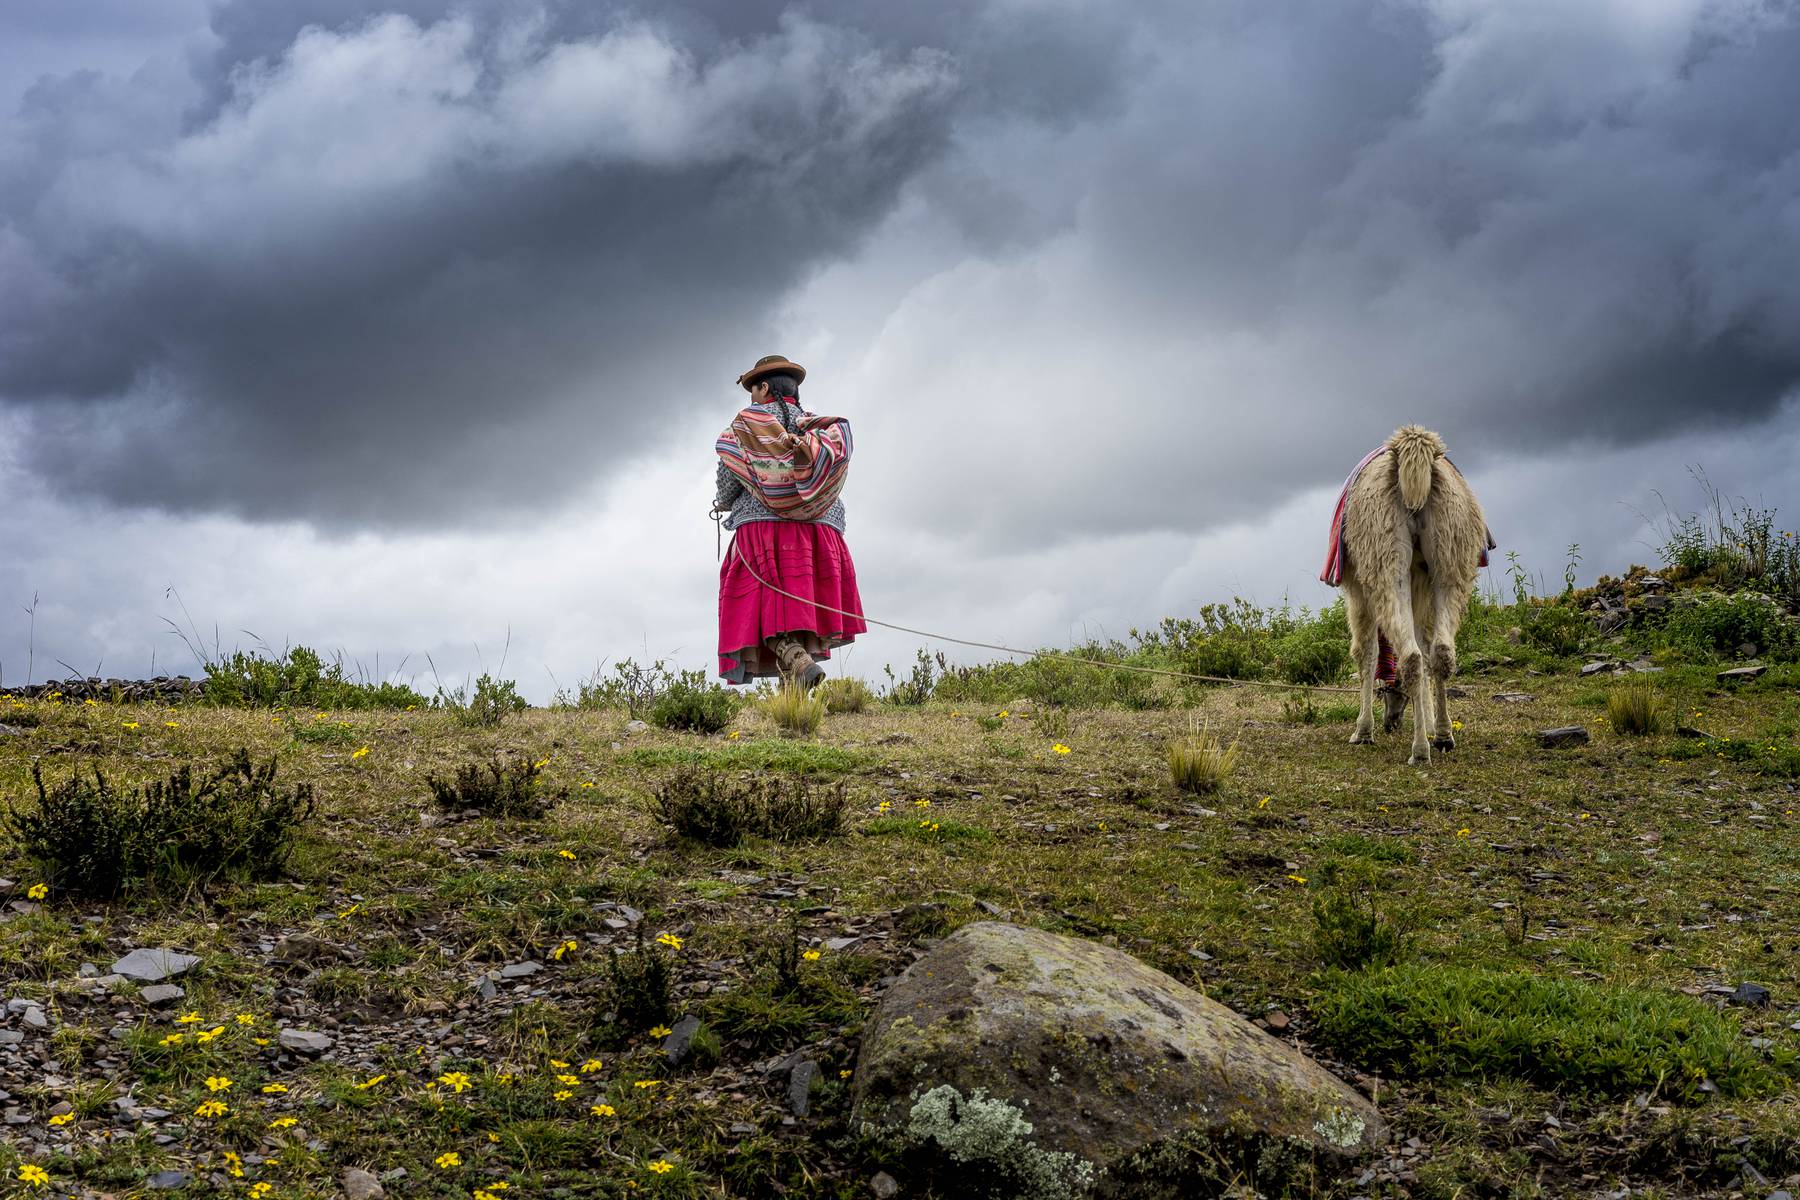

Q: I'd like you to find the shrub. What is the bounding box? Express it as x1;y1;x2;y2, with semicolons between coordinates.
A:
1309;862;1410;970
1167;721;1240;794
1520;602;1590;657
816;677;873;714
426;755;565;819
764;682;825;736
1606;682;1670;736
882;649;941;706
1312;964;1787;1100
650;768;846;847
562;658;675;716
648;670;740;733
1272;625;1351;686
705;915;863;1052
436;673;527;726
3;750;315;898
202;645;427;710
1660;591;1798;661
605;928;676;1032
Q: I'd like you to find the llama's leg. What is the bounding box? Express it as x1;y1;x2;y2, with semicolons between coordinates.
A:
1428;575;1468;751
1346;587;1379;745
1405;568;1438;765
1372;568;1430;765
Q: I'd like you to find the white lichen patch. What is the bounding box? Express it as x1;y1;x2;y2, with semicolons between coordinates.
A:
906;1084;1096;1200
1312;1105;1367;1149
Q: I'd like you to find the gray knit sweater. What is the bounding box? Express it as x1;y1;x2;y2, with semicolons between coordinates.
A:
713;399;847;533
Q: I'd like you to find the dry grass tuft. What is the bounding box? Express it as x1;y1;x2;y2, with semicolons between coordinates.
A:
1607;681;1671;736
1167;719;1240;793
764;682;825;736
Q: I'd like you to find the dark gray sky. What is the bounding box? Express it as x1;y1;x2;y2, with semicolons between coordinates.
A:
3;0;1798;693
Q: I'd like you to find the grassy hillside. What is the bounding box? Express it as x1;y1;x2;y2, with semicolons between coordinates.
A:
2;647;1798;1197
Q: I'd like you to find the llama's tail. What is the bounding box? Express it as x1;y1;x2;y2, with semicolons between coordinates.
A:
1389;424;1446;512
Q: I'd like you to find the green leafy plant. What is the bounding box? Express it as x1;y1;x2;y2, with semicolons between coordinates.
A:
201;645;427;710
605;927;676;1033
1309;862;1410;970
1520;602;1590;657
436;673;528;727
426;755;565;819
3;750;315;898
648;670;740;733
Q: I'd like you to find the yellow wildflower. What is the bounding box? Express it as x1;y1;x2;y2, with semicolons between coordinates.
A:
877;800;891;813
251;1185;274;1199
647;1161;674;1175
580;1059;603;1073
18;1165;50;1187
655;933;683;951
556;1073;579;1086
435;1152;462;1169
195;1026;224;1043
915;798;931;809
558;850;577;861
633;1079;661;1089
1455;828;1472;838
176;1011;202;1025
553;1089;573;1101
27;883;48;901
204;1075;233;1092
1052;743;1072;755
194;1100;228;1118
354;1074;387;1090
802;949;821;962
235;1013;257;1026
122;721;139;729
269;1117;298;1130
48;1113;75;1126
1287;874;1308;885
438;1072;473;1093
164;721;179;728
261;1083;287;1094
549;1059;569;1069
840;1069;852;1079
647;1025;672;1039
158;1034;184;1047
551;939;578;961
591;1103;616;1117
351;746;370;759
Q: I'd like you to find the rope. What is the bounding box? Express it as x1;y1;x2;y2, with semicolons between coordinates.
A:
724;533;1362;695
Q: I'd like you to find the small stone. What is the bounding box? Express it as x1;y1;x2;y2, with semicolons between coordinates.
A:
1538;726;1591;749
499;961;543;979
625;720;649;733
663;1015;702;1066
1718;665;1767;683
22;1006;48;1030
148;1171;192;1189
870;1171;899;1199
618;905;644;923
1262;1010;1291;1032
77;963;99;978
1492;693;1535;704
476;977;498;1001
111;949;200;983
47;1101;73;1117
824;937;862;952
787;1060;820;1117
139;985;185;1008
278;1028;334;1056
1729;982;1771;1008
1579;660;1616;676
342;1167;385;1200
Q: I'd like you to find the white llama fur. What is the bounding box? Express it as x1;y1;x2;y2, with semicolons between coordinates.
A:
1339;425;1490;765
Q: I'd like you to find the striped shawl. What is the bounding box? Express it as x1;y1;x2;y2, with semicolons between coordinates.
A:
716;404;853;523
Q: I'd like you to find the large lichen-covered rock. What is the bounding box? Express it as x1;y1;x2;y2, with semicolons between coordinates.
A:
852;923;1385;1191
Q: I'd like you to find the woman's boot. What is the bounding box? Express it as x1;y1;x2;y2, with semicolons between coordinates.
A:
769;635;826;691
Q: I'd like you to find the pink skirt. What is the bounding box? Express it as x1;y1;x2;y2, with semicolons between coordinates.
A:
718;521;867;683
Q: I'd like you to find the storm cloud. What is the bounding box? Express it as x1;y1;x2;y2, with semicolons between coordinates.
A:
3;0;1800;693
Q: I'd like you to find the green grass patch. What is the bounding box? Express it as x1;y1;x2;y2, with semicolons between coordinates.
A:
1312;964;1790;1100
1665;735;1800;777
860;816;990;843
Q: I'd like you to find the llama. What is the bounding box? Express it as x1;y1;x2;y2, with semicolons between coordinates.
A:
1327;426;1492;765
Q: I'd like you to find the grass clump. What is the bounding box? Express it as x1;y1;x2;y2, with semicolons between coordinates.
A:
1312;964;1788;1100
1607;682;1671;736
604;928;677;1034
816;677;874;714
764;682;825;737
650;768;846;848
648;670;740;734
426;755;565;819
1167;720;1240;794
3;750;314;898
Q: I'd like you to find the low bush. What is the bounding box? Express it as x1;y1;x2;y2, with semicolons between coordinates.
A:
1309;862;1411;971
648;670;740;734
1520;601;1590;657
1167;721;1240;794
1312;964;1787;1100
1606;682;1671;736
764;682;825;737
202;645;427;710
436;673;528;727
3;750;315;897
426;755;565;819
650;768;847;847
605;927;677;1033
560;658;675;716
1660;591;1799;662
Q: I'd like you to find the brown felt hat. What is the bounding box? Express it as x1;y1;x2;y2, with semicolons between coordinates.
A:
735;354;806;390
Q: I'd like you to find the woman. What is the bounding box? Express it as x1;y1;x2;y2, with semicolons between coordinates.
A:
714;355;866;688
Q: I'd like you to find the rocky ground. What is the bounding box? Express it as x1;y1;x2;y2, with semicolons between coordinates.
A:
1;662;1798;1198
